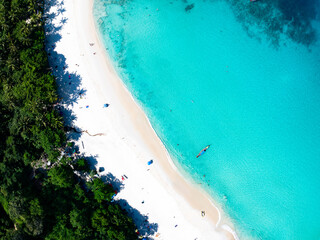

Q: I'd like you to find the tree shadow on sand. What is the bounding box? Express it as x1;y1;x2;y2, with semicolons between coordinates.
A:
44;0;158;238
100;171;159;238
101;173;124;192
91;158;159;239
117;199;159;238
44;0;86;141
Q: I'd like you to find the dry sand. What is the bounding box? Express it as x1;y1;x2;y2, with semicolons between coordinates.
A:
44;0;238;239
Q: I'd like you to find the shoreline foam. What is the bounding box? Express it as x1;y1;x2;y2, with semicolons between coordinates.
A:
45;0;238;239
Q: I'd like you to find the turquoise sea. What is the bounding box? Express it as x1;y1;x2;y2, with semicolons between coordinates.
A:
93;0;320;239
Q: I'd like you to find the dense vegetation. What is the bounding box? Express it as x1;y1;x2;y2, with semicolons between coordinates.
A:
0;0;137;239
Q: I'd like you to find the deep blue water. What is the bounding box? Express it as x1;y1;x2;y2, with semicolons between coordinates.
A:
93;0;320;239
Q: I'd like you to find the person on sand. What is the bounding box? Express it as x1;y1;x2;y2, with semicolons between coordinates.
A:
201;211;205;217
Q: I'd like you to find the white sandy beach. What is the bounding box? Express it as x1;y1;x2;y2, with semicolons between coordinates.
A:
45;0;238;239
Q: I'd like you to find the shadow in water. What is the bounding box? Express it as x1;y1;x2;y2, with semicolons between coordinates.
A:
225;0;319;48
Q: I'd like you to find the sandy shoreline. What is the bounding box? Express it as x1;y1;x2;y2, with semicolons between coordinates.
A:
45;0;238;239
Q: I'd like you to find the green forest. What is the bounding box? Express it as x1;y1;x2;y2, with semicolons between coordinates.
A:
0;0;139;239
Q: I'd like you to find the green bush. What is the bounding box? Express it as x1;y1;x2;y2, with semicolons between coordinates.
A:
0;1;138;239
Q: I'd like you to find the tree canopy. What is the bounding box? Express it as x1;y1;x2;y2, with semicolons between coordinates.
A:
0;0;138;239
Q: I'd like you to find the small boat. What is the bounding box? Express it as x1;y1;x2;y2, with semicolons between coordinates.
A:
196;145;210;158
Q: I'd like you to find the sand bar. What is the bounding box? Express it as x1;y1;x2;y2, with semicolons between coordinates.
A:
45;0;238;239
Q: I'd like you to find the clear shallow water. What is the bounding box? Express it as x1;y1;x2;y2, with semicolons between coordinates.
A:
93;0;320;239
